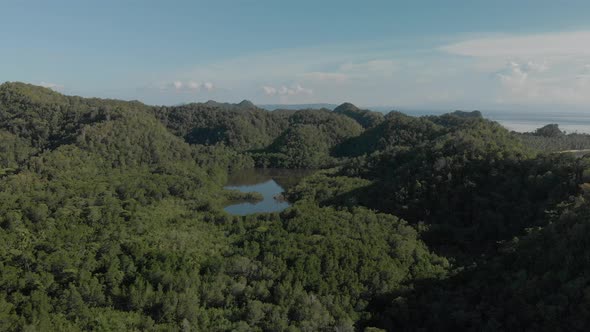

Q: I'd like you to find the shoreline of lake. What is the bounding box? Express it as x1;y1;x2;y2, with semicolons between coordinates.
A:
222;168;313;215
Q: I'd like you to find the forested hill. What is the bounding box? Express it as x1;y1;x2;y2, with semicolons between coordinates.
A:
2;81;590;331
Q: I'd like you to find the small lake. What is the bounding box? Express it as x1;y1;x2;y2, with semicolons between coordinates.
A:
223;168;313;215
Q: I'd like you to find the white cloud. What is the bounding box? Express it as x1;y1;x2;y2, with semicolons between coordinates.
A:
440;31;590;57
439;31;590;108
161;80;214;93
262;86;277;95
187;81;200;89
496;61;531;94
262;83;312;97
203;82;214;91
173;81;183;89
496;61;548;90
290;84;312;95
495;60;590;106
579;64;590;78
339;59;397;75
144;31;590;109
519;60;548;73
299;72;349;82
39;81;64;90
299;59;397;83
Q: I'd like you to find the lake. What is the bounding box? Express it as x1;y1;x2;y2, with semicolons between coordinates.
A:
223;168;313;215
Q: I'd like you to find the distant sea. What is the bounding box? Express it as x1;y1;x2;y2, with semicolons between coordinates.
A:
399;109;590;134
485;111;590;134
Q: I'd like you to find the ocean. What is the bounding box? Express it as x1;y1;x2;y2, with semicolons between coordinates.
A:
399;109;590;134
484;111;590;134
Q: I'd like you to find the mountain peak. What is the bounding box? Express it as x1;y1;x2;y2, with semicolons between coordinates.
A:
450;110;483;119
334;102;360;113
237;100;255;108
204;100;221;106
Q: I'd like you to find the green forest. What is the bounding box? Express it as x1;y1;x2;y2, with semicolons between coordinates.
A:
2;82;590;331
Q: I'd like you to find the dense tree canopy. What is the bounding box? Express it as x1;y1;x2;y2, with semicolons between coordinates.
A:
332;102;384;129
515;123;590;152
1;82;589;331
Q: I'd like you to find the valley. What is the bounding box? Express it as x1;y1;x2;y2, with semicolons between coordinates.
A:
1;82;590;331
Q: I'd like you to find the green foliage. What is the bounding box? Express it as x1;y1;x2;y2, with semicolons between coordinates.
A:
0;83;447;330
156;103;364;168
0;82;148;150
259;124;334;168
371;195;590;331
516;124;590;152
334;119;590;258
153;101;287;150
534;123;564;137
253;109;363;168
211;203;449;330
333;102;384;128
2;82;590;331
0;130;36;169
333;112;443;157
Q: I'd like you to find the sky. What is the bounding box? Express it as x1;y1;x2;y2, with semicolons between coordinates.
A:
2;0;590;111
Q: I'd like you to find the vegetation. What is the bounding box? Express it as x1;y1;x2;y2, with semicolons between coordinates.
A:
1;82;590;331
254;109;363;168
516;123;590;152
332;103;384;129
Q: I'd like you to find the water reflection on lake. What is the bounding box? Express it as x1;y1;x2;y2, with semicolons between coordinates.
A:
223;168;313;215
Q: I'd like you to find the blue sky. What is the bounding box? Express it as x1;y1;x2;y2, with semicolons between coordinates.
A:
2;0;590;111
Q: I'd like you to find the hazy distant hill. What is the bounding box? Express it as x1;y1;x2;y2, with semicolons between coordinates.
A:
259;103;404;113
258;103;338;111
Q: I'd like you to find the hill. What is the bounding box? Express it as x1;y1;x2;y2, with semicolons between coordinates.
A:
257;103;338;111
0;83;447;330
2;82;590;331
333;102;384;128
